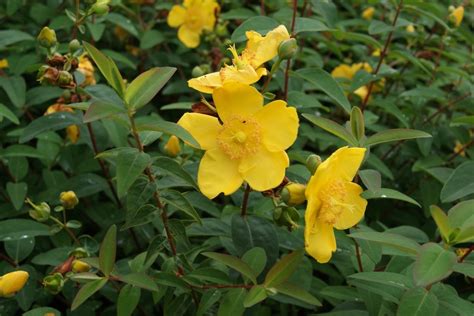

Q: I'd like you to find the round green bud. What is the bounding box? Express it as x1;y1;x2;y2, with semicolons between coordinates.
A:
37;27;57;48
278;38;298;60
306;154;322;175
91;3;109;15
42;273;65;294
68;39;81;53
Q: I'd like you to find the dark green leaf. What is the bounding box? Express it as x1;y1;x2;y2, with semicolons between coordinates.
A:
0;219;50;241
302;114;358;145
413;243;456;287
71;278;108;311
364;129;431;147
264;249;304;287
99;225;117;276
117;284;141;316
396;287;439;316
116;149;151;198
202;252;257;284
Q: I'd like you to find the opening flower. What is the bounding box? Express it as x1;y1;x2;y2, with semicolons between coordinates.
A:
188;25;290;93
45;103;80;143
167;0;220;48
304;147;367;263
178;82;299;199
77;54;96;86
164;135;182;157
0;271;29;297
331;63;382;100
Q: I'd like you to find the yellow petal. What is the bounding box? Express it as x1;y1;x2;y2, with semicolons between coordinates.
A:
167;5;186;28
220;64;266;86
239;147;289;191
178;24;201;48
188;71;223;94
213;82;263;123
306;147;366;195
67;125;80;144
333;182;367;230
177;113;221;150
198;148;243;199
305;220;336;263
254;100;299;152
451;6;464;27
242;25;290;68
331;64;354;80
354;86;368;100
201;0;219;31
0;271;29;297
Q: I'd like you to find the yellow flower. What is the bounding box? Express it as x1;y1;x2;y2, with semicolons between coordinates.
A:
178;82;299;199
454;140;466;157
305;147;367;263
188;25;290;93
0;58;8;69
406;24;415;33
72;260;91;273
372;49;381;57
167;0;220;48
164;135;181;157
362;7;375;20
114;26;129;42
77;55;96;86
60;191;79;209
0;271;29;297
331;63;373;100
450;6;464;27
282;183;306;206
45;104;80;143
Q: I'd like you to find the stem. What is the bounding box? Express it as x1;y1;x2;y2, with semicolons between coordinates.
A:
353;239;364;272
447;139;474;162
241;184;251;217
127;111;182;273
0;252;18;267
282;0;298;101
260;0;265;15
360;0;404;112
261;59;282;94
50;216;81;245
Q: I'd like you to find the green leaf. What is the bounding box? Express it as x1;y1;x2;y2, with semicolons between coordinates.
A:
0;145;46;159
302;114;358;145
22;307;61;316
4;237;35;262
330;30;383;49
295;68;351;114
140;30;165;49
83;101;126;123
396;287;439;316
362;188;420;207
0;30;34;48
99;225;117;277
243;285;267;308
231;16;279;42
431;283;474;315
451;115;474;127
202;252;257;284
118;273;159;291
389;50;432;76
136;119;200;148
0;76;26;107
116;149;151;198
364;129;431;147
19;112;83;143
264;249;304;287
106;13;139;37
221;8;257;20
71;278;108;311
196;289;221;316
368;20;394;35
125;67;176;109
413;243;457;287
83;42;125;97
349;231;420;256
359;169;381;192
0;219;50;241
348;272;412;303
0;103;19;124
447;200;474;243
273;281;322;306
350;106;365;141
6;182;27;210
117;284;141;316
161;190;201;224
403;5;451;32
453;263;474;278
294;17;329;34
430;206;452;243
241;247;267;278
440;162;474;203
217;288;246;316
154;156;198;189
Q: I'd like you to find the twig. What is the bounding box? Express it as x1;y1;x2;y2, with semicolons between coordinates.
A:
0;252;18;267
260;0;265;15
283;0;298;100
360;0;404;112
353;239;364;272
447;139;474;162
241;184;251;217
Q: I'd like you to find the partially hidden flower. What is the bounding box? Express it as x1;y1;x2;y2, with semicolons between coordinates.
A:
0;59;8;69
167;0;220;48
305;147;367;263
281;182;306;206
406;24;415;33
454;140;466;157
178;82;299;199
362;7;375;20
188;25;290;94
0;271;29;297
331;63;382;100
164;135;181;157
77;55;96;86
449;6;464;27
45;104;80;143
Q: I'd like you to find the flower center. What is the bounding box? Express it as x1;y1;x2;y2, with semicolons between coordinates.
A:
217;116;261;160
318;180;353;225
186;7;203;29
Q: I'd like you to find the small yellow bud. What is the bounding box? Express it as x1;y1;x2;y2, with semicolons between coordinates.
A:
43;273;64;294
362;7;375;20
449;6;464;27
0;59;8;69
372;49;381;57
164;136;181;157
281;183;306;206
72;260;91;273
37;27;57;48
453;141;466;157
406;24;415;33
66;125;80;144
278;38;298;60
0;271;29;297
60;191;79;210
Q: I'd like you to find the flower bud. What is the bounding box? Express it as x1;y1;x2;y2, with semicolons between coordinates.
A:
37;27;57;48
60;191;79;210
273;207;283;222
90;3;109;16
278;38;298;60
71;260;91;273
58;71;74;87
43;273;64;294
362;7;375;20
69;247;89;259
26;198;51;222
215;23;228;37
449;6;464;27
164;136;181;157
305;154;322;175
281;183;306;206
406;24;415;33
0;271;29;297
69;39;81;53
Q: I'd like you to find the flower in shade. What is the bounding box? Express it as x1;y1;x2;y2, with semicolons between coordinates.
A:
0;271;29;297
188;25;290;93
362;7;375;20
305;147;367;263
331;63;383;100
167;0;219;48
449;6;464;27
0;59;8;69
45;103;80;143
178;82;299;199
164;135;181;157
77;55;96;86
453;140;466;157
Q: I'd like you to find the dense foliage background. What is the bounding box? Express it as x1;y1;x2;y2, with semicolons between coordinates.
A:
0;0;473;315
